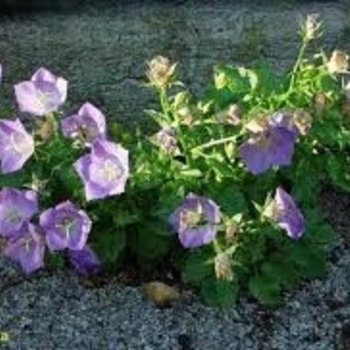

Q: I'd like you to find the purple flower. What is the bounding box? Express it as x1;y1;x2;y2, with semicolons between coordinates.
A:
0;188;38;238
61;102;106;146
169;193;220;248
239;122;296;175
155;127;178;154
39;201;92;251
74;139;129;201
264;187;305;239
0;119;34;174
3;222;45;274
14;67;67;116
68;245;101;276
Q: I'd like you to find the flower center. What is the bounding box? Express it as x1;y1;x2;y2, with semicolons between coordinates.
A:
80;124;95;140
98;159;123;183
5;209;21;224
179;203;206;230
20;236;33;252
56;217;75;238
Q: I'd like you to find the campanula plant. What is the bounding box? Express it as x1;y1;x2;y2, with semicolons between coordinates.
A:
0;14;348;308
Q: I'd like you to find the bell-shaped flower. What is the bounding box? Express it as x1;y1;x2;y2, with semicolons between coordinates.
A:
74;139;129;201
14;67;67;116
169;193;220;248
39;201;92;251
264;187;305;239
3;222;46;274
61;102;106;147
0;187;38;238
68;245;101;276
239;119;296;175
0;119;34;174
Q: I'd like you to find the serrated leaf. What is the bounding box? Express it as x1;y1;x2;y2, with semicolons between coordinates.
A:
261;260;299;290
129;221;173;262
206;182;246;216
45;252;65;269
287;243;326;279
93;230;126;264
182;248;213;284
200;277;237;308
248;274;282;305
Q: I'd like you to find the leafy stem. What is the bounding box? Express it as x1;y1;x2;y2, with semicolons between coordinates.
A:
288;38;309;93
191;136;239;154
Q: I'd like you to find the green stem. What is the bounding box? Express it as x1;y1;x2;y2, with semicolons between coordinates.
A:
191;135;238;153
288;38;309;93
158;87;172;124
213;238;222;255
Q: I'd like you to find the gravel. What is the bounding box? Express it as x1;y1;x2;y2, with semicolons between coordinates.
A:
0;187;349;350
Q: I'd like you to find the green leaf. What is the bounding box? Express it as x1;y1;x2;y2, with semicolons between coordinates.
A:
45;252;65;269
129;221;173;262
180;168;203;178
206;182;246;216
327;154;350;192
248;274;282;305
182;248;213;284
261;260;299;290
93;229;126;264
286;243;326;279
214;65;251;95
200;277;237;308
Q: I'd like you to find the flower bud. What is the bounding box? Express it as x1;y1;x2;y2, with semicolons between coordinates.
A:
155;127;179;154
216;104;242;125
314;92;327;117
302;13;322;41
147;55;176;88
293;109;312;135
225;220;239;244
327;50;349;75
214;253;233;281
177;106;194;126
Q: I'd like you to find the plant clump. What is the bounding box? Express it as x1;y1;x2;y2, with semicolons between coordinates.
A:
1;15;349;307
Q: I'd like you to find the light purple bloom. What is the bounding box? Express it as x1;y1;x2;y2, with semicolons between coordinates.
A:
265;187;305;239
0;63;2;84
68;245;101;276
169;193;220;248
0;188;38;238
239;123;296;175
61;102;106;146
4;222;46;274
0;119;34;174
155;127;178;154
14;67;67;116
40;201;92;251
74;139;129;201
